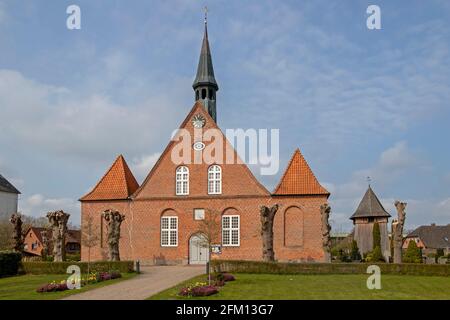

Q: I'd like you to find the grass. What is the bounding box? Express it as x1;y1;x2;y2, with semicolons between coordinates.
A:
0;273;136;300
149;273;450;300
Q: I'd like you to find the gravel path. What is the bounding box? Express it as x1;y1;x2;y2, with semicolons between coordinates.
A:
62;266;205;300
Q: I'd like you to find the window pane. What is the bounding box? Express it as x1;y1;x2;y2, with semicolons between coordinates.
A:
161;230;169;246
231;229;239;245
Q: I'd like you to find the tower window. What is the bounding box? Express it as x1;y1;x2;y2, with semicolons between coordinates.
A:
202;89;207;99
175;166;189;195
195;90;199;100
208;165;222;194
209;90;214;99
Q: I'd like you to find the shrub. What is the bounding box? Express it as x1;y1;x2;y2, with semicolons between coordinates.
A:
350;240;362;261
66;254;81;262
403;241;423;263
436;249;445;263
367;246;384;262
373;222;381;249
211;260;450;276
0;251;22;277
22;261;134;274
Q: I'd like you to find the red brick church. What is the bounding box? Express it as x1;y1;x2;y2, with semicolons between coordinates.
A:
80;20;330;265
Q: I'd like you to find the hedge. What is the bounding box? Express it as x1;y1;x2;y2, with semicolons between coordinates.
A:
21;261;134;275
0;251;22;277
211;260;450;277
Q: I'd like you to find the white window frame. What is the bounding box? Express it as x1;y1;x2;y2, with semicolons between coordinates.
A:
208;165;222;195
161;216;178;247
222;215;240;247
175;166;189;195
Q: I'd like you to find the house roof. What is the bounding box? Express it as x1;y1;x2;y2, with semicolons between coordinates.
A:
350;186;391;220
273;149;329;196
406;224;450;249
27;227;81;244
0;174;20;194
80;155;139;201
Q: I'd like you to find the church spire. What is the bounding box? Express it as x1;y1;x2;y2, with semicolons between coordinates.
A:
193;7;219;122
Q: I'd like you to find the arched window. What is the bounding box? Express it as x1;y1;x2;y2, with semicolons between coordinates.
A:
176;166;189;195
202;88;207;99
208;165;222;194
195;90;199;100
209;90;214;100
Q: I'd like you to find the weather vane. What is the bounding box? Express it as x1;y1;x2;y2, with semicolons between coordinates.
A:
204;6;208;25
367;176;372;186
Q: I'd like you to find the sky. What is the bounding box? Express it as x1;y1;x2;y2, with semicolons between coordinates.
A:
0;0;449;232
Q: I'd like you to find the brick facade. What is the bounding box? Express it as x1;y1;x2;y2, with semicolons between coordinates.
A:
80;103;329;265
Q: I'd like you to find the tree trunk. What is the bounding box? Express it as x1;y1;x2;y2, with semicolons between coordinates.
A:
9;213;24;254
393;201;407;264
102;210;125;262
320;204;332;263
260;205;279;262
47;211;70;262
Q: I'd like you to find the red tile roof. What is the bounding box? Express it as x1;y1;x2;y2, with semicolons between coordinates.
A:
80;155;139;201
273;149;329;196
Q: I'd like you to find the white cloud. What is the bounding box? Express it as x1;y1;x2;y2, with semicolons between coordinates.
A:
131;153;161;183
327;141;426;231
0;69;185;161
19;194;80;226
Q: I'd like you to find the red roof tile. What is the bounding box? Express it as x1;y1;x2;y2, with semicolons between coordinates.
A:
80;155;139;201
273;149;329;196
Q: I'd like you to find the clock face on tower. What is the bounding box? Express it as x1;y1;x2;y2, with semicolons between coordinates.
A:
192;114;206;128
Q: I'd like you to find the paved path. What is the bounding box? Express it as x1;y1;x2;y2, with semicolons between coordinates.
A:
63;266;205;300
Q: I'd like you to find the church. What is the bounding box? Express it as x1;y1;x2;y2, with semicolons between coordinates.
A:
80;19;330;265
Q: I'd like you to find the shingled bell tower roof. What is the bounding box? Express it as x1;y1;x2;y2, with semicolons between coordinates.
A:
350;186;391;220
80;155;139;201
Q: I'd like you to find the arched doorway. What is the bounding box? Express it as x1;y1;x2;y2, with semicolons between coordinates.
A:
189;234;209;265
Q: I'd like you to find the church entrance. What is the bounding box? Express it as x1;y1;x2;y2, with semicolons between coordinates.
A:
189;234;209;265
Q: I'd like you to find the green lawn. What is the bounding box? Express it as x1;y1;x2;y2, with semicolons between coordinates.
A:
149;273;450;300
0;273;136;300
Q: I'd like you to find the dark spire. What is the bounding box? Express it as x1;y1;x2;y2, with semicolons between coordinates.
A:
193;12;218;90
193;8;219;122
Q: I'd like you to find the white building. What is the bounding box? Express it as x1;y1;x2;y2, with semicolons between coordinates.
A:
0;174;20;218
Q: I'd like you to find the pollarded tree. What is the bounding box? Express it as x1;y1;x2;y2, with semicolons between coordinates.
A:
9;213;24;253
260;205;279;262
47;210;70;262
393;201;407;263
102;209;125;261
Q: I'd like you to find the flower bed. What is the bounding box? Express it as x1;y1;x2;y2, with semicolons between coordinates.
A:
178;273;236;297
36;271;122;293
179;282;218;297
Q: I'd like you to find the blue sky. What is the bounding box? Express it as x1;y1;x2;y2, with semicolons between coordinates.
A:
0;0;449;232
